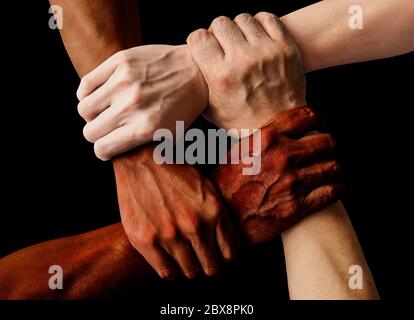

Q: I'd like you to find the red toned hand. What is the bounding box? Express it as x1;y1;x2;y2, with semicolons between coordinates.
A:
113;148;238;279
213;107;343;244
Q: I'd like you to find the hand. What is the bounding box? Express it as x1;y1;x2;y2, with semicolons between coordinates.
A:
113;146;238;279
187;12;306;130
213;107;343;244
76;45;208;160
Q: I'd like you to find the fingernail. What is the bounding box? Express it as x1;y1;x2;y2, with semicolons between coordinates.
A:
204;266;220;277
185;269;200;279
159;271;176;280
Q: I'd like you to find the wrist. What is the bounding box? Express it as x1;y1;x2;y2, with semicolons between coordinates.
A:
226;102;309;138
183;45;209;107
264;104;310;129
113;143;155;169
227;97;308;132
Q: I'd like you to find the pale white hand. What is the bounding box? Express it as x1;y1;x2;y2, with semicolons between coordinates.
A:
77;44;208;160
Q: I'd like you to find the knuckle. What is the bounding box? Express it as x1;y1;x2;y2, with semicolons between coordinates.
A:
215;68;233;88
255;11;275;22
235;13;253;23
212;16;230;28
134;230;158;247
240;56;256;73
82;124;96;143
117;86;143;114
183;218;203;238
78;77;90;96
117;102;134;117
77;101;91;121
256;12;284;38
212;16;229;24
264;12;278;24
131;225;159;251
160;226;179;243
117;65;136;84
187;28;209;44
93;141;110;161
216;74;230;88
129;84;143;105
205;195;222;222
115;50;131;63
77;101;84;116
283;173;298;194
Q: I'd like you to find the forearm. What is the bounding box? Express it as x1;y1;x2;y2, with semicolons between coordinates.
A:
49;0;141;76
0;224;155;299
281;202;379;300
281;0;414;72
50;0;151;210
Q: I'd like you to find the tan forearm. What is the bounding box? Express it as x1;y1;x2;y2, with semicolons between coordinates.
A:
48;0;145;264
49;0;141;76
281;202;379;300
0;224;155;299
281;0;414;72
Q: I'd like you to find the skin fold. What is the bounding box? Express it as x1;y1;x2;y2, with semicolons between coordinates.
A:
187;13;307;130
215;108;343;244
111;12;315;279
77;45;208;160
0;108;342;299
186;14;379;299
75;1;414;160
113;144;238;279
30;0;393;298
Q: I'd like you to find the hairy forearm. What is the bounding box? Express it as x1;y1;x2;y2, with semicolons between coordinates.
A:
281;202;379;300
281;0;414;72
49;0;140;76
0;224;155;299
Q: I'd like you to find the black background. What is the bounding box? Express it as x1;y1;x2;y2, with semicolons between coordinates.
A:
1;0;412;309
